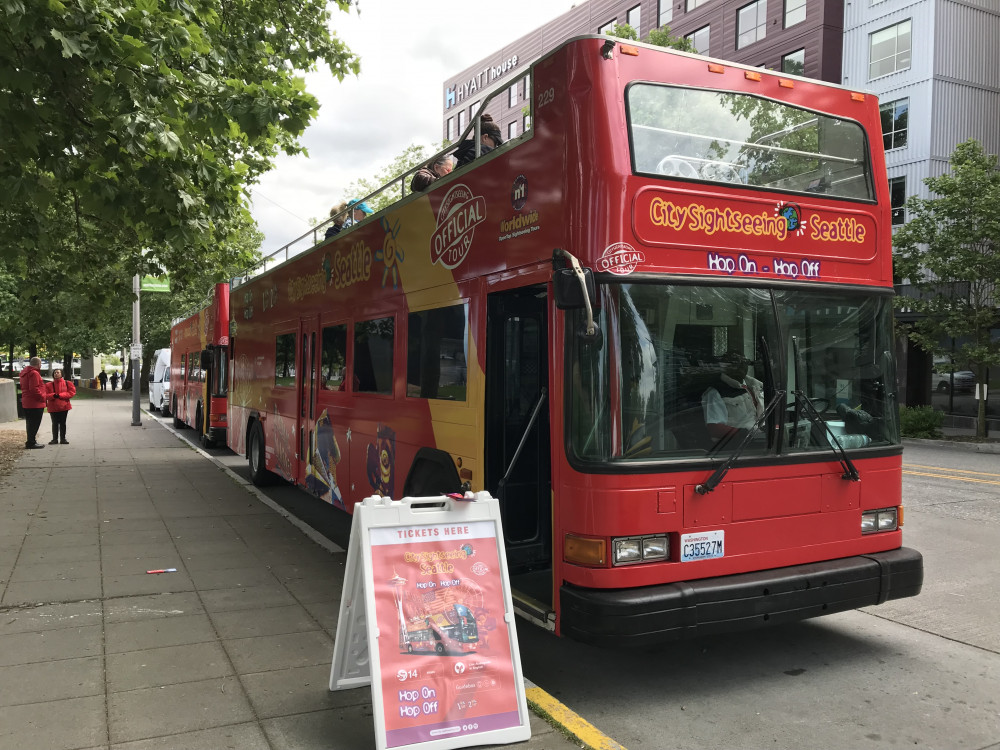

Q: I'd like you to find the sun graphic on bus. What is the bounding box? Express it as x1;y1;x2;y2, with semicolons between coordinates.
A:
377;217;404;289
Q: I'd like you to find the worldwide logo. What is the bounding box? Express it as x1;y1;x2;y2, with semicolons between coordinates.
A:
431;183;486;270
598;242;646;275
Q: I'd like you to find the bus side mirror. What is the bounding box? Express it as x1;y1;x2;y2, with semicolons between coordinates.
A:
200;349;212;369
553;267;596;310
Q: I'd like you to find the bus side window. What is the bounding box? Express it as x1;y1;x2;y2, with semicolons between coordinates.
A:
354;317;394;395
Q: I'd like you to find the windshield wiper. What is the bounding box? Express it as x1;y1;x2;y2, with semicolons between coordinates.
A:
792;391;860;482
695;390;785;495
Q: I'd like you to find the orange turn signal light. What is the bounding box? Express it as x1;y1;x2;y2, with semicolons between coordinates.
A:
564;534;606;566
779;78;794;88
745;71;762;81
708;63;725;74
851;92;866;102
620;44;639;56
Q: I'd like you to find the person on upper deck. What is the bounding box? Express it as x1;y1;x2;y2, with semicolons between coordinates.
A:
324;202;349;239
409;155;454;193
341;200;373;230
453;114;503;168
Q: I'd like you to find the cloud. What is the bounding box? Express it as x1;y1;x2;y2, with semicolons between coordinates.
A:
249;0;577;253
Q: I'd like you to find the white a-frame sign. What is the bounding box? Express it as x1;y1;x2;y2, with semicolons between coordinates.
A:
330;492;531;750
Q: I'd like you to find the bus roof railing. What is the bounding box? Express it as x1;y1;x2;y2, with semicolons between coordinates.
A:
171;286;220;328
234;71;533;289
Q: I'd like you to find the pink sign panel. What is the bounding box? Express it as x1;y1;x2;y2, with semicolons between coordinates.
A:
369;520;520;748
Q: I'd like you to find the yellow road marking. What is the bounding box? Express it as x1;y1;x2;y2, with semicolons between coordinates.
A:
902;470;1000;487
526;685;627;750
904;463;1000;479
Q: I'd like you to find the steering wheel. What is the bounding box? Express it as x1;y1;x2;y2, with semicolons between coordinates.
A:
655;156;700;180
700;161;743;183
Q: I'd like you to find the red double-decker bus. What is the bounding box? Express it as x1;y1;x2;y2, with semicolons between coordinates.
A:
227;37;922;645
170;282;230;448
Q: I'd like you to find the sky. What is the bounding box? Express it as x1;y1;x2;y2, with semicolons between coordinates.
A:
249;0;579;254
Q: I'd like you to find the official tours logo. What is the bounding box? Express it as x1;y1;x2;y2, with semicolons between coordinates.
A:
431;183;486;270
598;242;646;275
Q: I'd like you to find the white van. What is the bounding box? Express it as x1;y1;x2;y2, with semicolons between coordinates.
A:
149;348;171;412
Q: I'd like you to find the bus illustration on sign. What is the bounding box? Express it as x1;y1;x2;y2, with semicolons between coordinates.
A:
219;36;921;646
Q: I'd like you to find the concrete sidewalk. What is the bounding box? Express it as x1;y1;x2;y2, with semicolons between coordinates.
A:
0;394;583;750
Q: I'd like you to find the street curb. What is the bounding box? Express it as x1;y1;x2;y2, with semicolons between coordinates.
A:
526;685;628;750
903;438;1000;454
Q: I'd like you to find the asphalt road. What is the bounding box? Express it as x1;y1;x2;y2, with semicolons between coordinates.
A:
157;414;1000;749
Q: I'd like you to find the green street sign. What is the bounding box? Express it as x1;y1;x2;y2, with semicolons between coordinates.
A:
140;275;170;293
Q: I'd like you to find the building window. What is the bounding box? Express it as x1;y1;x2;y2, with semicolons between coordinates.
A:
599;19;616;34
880;98;909;150
509;85;517;108
406;305;467;401
274;334;296;387
523;114;531;131
686;25;710;54
627;5;641;32
469;100;480;118
687;0;710;9
784;0;805;27
869;20;912;79
354;317;394;395
889;176;906;225
321;324;347;390
737;0;767;49
781;49;805;76
446;117;454;142
457;110;467;136
508;121;518;140
522;75;530;101
658;0;672;25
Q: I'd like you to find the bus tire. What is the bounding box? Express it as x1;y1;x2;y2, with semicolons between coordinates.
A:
248;421;276;487
403;448;462;497
172;398;184;429
435;642;445;655
197;403;214;449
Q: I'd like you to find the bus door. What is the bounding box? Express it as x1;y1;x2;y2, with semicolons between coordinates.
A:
485;286;552;575
296;317;319;486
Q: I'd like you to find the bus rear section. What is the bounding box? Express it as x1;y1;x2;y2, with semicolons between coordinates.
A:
169;282;230;448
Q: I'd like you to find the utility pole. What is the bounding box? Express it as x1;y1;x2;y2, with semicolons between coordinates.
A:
131;273;141;426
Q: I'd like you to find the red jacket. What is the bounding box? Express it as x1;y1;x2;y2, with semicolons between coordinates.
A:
45;377;76;413
19;366;47;409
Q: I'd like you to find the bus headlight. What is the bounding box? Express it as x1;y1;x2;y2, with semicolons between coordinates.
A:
612;534;669;565
862;507;898;534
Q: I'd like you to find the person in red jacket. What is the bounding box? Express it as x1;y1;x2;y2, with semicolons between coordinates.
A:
19;356;48;449
45;368;76;444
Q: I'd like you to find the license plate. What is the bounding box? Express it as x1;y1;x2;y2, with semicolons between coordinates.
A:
680;530;725;562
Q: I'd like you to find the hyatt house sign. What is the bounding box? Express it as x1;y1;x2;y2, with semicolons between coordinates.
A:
445;55;520;109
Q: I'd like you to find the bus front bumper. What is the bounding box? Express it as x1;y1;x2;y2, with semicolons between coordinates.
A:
559;547;923;648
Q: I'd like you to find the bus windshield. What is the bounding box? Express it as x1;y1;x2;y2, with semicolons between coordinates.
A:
628;84;873;200
569;283;898;463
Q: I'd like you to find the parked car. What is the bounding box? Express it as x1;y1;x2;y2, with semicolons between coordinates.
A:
933;369;975;393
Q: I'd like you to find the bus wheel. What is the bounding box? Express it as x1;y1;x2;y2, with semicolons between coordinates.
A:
248;422;276;486
435;642;445;655
197;403;213;449
172;399;184;429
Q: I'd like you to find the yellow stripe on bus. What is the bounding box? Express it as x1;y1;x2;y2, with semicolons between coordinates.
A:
525;685;628;750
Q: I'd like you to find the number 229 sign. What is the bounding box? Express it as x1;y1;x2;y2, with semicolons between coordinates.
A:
330;493;531;750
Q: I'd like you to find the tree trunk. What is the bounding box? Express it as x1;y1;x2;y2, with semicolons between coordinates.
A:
977;364;988;438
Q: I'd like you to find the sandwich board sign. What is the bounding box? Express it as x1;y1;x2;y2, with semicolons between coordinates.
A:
330;492;531;750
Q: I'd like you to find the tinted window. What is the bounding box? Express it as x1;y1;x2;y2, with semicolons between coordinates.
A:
407;305;468;400
354;317;394;394
321;324;348;390
275;333;296;387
